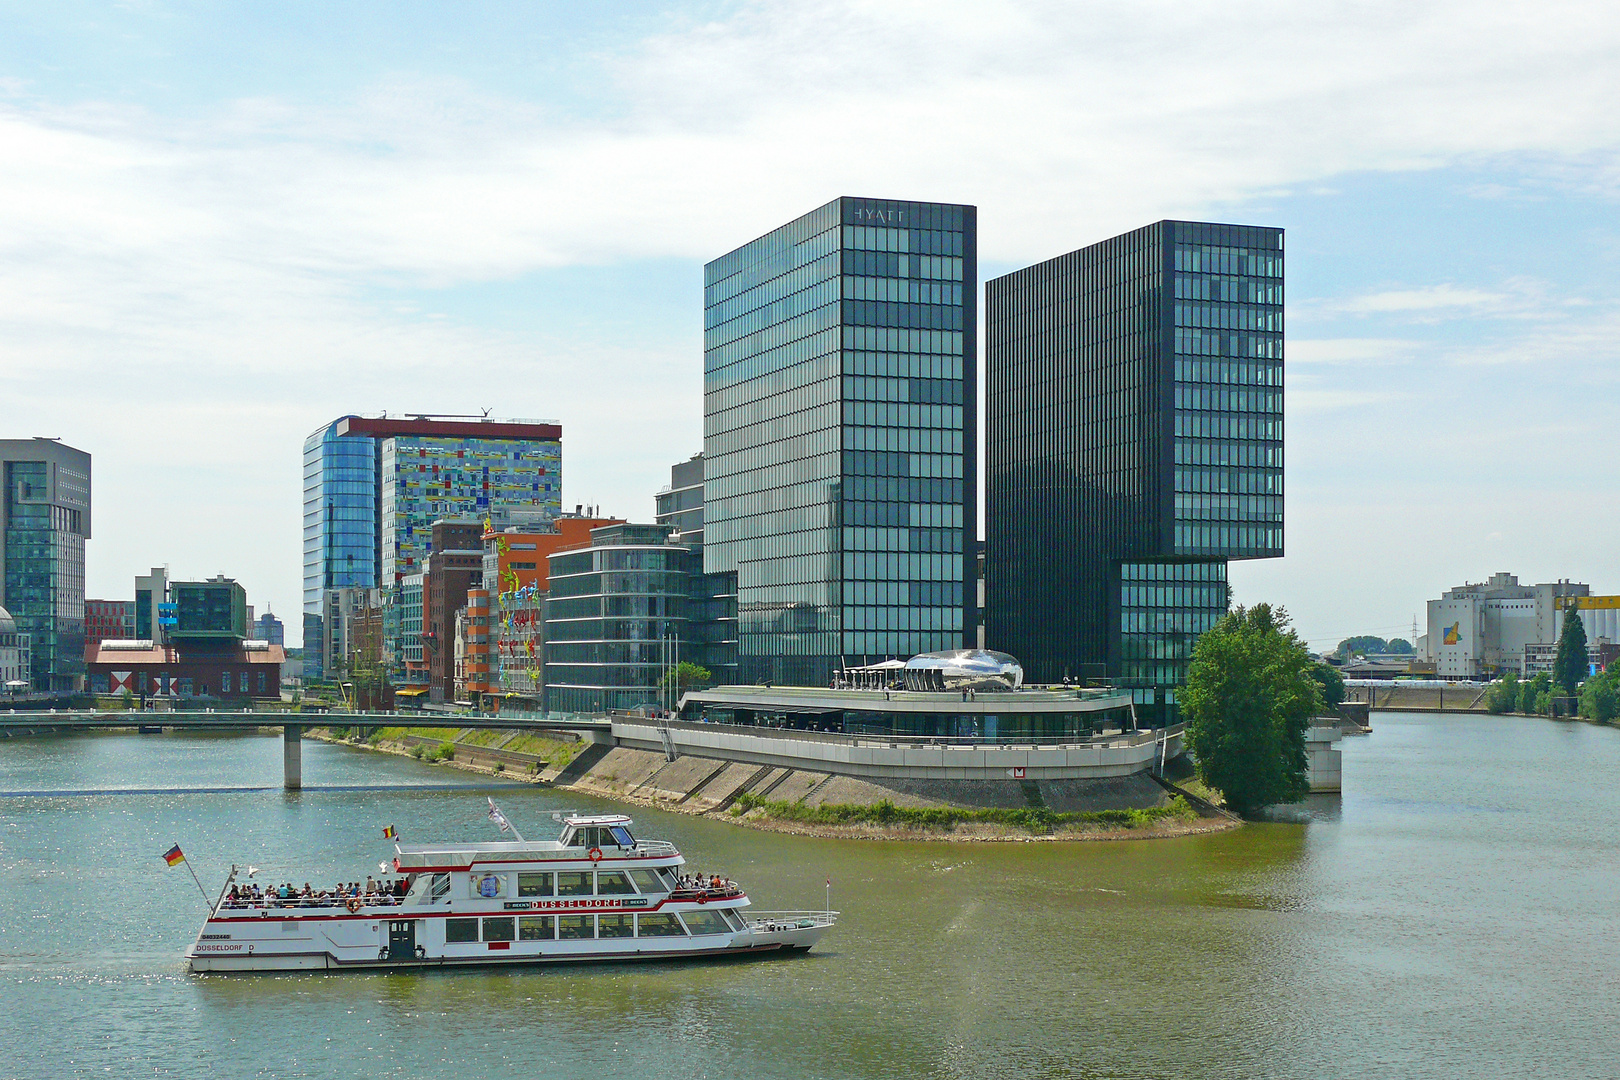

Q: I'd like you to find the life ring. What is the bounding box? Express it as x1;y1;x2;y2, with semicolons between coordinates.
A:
347;898;362;914
588;847;603;863
696;893;707;905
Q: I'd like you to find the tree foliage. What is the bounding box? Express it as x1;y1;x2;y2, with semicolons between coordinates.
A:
1309;662;1345;708
1384;638;1415;654
1520;673;1550;715
1578;666;1620;723
1486;672;1520;713
658;661;712;696
1336;635;1390;658
1183;604;1321;817
1553;606;1589;697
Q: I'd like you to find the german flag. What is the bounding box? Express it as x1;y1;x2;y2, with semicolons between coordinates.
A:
162;844;185;867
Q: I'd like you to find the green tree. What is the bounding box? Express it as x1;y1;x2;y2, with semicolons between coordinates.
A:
1384;638;1415;655
1520;672;1549;715
658;661;712;697
1553;606;1589;697
1183;604;1320;817
1486;672;1520;714
1579;672;1618;723
1336;635;1389;658
1309;662;1346;708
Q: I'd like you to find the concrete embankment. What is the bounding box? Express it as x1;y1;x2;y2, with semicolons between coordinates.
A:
307;724;1233;841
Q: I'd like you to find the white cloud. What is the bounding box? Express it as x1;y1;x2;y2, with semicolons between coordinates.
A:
1337;285;1508;314
2;0;1620;637
1288;338;1419;364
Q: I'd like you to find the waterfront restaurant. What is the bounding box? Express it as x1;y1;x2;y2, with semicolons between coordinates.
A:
679;651;1138;742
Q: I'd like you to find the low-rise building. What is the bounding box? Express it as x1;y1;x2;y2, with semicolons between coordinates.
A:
87;639;285;700
0;604;29;693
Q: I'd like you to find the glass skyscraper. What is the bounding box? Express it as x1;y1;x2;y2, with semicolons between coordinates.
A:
301;415;561;680
703;196;977;686
985;220;1283;720
0;438;91;692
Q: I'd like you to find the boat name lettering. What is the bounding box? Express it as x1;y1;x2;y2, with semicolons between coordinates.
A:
497;898;653;912
194;944;246;952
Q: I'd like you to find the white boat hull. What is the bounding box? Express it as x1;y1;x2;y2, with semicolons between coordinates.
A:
187;915;832;973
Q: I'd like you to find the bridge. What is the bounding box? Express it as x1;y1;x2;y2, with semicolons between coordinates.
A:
0;711;611;789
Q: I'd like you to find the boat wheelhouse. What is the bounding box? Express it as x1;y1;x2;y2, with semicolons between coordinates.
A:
187;810;835;973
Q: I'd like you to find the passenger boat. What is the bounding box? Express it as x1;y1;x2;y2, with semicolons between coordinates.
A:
186;810;837;972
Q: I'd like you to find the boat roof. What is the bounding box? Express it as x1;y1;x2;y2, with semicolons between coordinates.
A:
562;813;632;827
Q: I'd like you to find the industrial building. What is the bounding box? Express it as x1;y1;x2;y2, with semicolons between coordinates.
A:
1424;573;1590;679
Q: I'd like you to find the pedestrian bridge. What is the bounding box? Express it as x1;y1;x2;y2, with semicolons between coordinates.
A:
0;711;611;789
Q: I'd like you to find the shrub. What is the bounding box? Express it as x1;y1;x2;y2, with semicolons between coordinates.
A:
728;792;1195;833
1486;673;1520;714
409;744;426;759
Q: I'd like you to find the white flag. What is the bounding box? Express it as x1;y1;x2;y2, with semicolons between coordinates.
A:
488;797;511;833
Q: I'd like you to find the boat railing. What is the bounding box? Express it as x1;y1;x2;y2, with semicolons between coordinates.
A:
745;910;839;929
634;840;679;857
669;880;743;901
215;895;408;914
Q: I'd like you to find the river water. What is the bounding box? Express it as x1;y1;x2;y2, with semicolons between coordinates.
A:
1;713;1617;1080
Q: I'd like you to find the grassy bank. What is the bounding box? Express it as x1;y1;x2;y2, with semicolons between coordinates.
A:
729;792;1198;835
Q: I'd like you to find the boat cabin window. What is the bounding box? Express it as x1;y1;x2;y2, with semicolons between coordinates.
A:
482;917;515;942
636;913;686;937
680;910;731;936
628;869;666;895
717;908;745;932
598;914;633;938
557;915;593;940
445;918;478;944
564;825;629;850
518;872;555;897
556;872;593;896
519;916;555;941
596;871;636;896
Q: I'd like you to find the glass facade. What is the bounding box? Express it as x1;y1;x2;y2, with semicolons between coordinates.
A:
545;525;691;713
986;220;1282;719
703;197;977;686
381;434;560;585
302;421;379;620
302;416;563;680
1;445;89;692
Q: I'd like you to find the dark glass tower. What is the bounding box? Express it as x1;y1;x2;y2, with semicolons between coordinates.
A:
703;196;977;686
986;220;1283;720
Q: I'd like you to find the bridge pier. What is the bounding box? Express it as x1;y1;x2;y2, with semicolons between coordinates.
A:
284;724;302;790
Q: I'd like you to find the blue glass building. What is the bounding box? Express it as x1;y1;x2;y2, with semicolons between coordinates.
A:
703;196;977;686
302;421;380;681
986;221;1283;721
302;416;562;682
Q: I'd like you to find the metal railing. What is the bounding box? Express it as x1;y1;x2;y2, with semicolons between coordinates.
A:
745;911;839;929
620;715;1183;751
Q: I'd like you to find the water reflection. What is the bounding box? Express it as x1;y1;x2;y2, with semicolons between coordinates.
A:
1;718;1618;1079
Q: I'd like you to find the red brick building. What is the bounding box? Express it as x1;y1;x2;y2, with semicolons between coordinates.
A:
84;599;135;651
87;639;285;700
425;519;483;703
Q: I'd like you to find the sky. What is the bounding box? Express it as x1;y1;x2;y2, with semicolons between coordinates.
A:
2;0;1618;652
